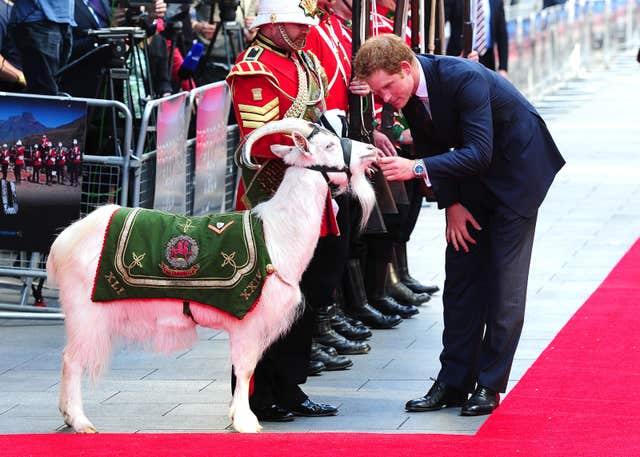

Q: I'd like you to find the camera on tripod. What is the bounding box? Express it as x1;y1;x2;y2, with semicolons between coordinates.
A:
88;27;147;68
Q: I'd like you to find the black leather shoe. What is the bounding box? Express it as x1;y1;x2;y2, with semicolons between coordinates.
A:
387;263;431;305
405;380;468;412
331;311;372;340
307;359;326;376
288;399;338;417
344;315;364;328
402;277;440;295
311;343;353;371
254;404;295;422
348;303;403;329
460;386;500;416
315;342;338;357
387;280;432;306
371;296;419;319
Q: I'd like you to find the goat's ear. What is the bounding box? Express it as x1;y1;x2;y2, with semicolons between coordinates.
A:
270;144;295;159
291;131;311;155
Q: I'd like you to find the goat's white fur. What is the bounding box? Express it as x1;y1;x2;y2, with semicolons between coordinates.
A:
47;119;377;434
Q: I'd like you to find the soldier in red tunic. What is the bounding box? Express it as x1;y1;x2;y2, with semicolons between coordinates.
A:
45;144;57;185
31;144;43;184
227;0;359;423
13;140;25;183
1;144;10;181
69;139;82;186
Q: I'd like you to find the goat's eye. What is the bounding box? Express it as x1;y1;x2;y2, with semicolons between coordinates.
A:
326;143;334;150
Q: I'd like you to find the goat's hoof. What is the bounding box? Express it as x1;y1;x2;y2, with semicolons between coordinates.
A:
77;426;98;434
232;417;262;433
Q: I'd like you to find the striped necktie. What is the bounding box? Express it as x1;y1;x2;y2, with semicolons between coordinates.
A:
475;0;487;56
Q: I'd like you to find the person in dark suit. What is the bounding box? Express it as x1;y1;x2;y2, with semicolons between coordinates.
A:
445;0;509;77
354;34;565;416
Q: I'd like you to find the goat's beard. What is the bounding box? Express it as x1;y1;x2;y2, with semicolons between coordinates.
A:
349;171;376;232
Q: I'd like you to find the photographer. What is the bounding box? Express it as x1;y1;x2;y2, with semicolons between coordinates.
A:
61;0;169;99
8;0;74;95
191;0;257;84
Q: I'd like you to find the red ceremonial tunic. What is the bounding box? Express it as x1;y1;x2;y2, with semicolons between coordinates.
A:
226;34;338;236
305;9;352;112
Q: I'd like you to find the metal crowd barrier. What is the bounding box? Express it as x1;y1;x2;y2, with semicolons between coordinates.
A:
0;93;133;319
132;81;239;215
507;0;639;101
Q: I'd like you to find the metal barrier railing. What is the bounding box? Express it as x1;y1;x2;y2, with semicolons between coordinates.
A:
133;82;239;215
508;0;639;101
0;93;133;319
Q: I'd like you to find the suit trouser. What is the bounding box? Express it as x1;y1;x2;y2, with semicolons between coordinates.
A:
235;193;352;410
437;180;537;393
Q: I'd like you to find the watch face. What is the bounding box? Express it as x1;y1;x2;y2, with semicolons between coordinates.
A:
414;162;425;176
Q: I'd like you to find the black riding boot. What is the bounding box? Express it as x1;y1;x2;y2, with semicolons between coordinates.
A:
332;287;372;340
310;343;353;371
313;304;371;355
343;259;402;329
386;261;431;305
367;256;419;319
394;241;440;295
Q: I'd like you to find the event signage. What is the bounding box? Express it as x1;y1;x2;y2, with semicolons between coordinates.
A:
154;93;190;214
193;82;231;216
0;95;86;251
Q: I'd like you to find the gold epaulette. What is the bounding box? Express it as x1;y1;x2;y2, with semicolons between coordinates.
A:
227;59;278;86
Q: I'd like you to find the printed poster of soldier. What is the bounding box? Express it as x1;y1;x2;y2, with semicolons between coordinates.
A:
0;96;87;251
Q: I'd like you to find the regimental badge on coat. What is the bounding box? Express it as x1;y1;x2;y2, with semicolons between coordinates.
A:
251;88;263;101
299;0;317;17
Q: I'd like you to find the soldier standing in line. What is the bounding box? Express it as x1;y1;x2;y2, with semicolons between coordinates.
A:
69;138;82;186
57;141;67;184
1;143;10;180
31;144;43;184
45;142;56;185
302;0;379;373
226;0;343;423
13;139;25;183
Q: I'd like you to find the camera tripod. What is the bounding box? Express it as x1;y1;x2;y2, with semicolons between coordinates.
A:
195;0;245;85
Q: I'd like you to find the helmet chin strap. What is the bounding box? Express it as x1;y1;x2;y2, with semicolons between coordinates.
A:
277;24;305;51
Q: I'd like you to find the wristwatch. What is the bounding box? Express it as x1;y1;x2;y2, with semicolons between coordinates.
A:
412;159;426;177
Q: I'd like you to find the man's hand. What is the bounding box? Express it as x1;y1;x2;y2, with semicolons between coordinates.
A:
151;0;167;19
377;156;415;181
372;130;397;157
445;203;482;252
349;78;371;96
464;50;480;62
194;21;217;40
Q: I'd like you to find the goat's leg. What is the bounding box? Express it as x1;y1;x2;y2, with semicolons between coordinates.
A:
229;365;261;433
59;349;96;433
228;334;263;433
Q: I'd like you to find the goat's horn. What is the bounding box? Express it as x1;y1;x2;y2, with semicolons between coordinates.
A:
240;118;317;170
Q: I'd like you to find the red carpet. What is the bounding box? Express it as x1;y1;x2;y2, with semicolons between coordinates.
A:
2;239;639;456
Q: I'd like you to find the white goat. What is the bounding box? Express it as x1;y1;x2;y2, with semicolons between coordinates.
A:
46;118;377;434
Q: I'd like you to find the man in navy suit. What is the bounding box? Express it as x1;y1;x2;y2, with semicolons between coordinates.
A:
445;0;509;77
354;34;565;416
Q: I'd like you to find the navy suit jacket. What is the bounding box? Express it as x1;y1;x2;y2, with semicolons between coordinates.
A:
405;54;565;218
445;0;509;71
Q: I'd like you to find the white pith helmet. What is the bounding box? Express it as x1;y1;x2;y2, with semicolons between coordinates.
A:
16;140;22;146
251;0;319;30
